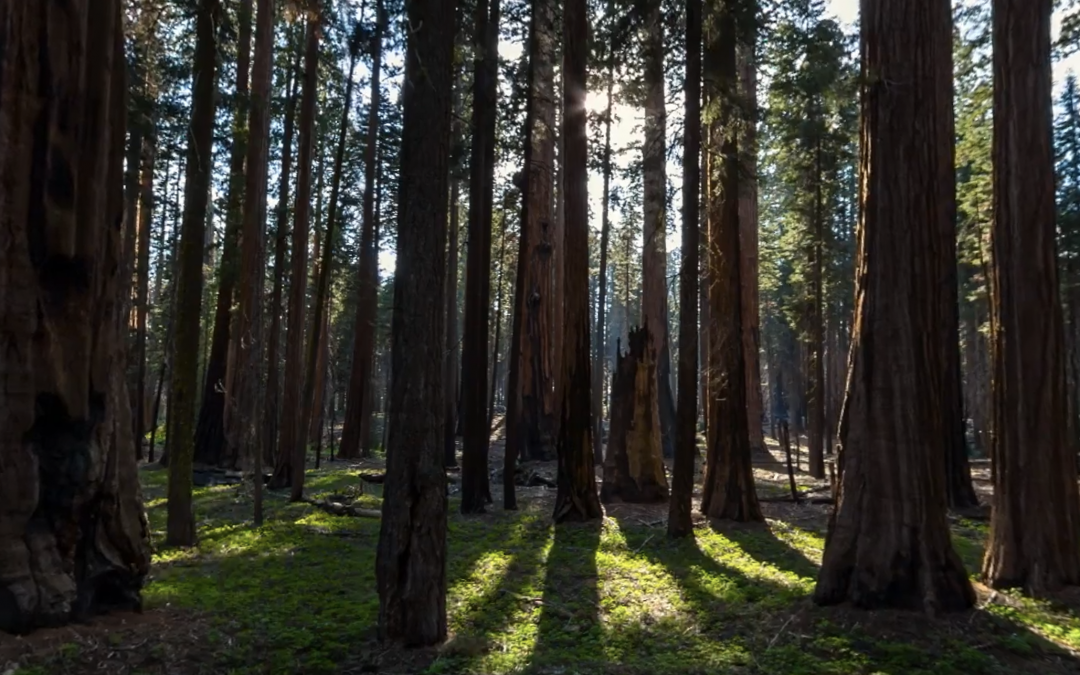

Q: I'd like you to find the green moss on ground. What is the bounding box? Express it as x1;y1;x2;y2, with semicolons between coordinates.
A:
9;465;1080;675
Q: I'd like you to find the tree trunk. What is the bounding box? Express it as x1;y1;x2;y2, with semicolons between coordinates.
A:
375;0;455;645
295;11;354;505
593;64;615;468
515;0;558;466
699;0;761;523
641;0;673;462
270;11;320;492
488;215;511;438
813;0;975;612
669;0;702;539
0;0;152;632
602;327;670;503
133;115;158;461
460;0;502;514
807;138;826;479
983;0;1080;592
264;28;301;474
166;0;221;546
554;0;603;524
194;0;252;468
738;34;765;454
339;0;386;461
232;0;275;482
445;178;462;467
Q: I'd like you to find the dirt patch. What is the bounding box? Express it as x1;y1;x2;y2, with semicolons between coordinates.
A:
0;608;217;675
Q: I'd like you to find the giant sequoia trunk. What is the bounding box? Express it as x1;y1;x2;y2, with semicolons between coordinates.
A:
194;0;253;468
512;0;558;468
602;327;670;503
813;0;975;612
554;0;603;524
167;0;222;546
668;0;702;539
460;0;502;513
375;0;455;644
699;0;761;523
983;0;1080;593
339;0;386;461
271;12;320;492
738;35;765;454
641;0;675;461
0;0;151;633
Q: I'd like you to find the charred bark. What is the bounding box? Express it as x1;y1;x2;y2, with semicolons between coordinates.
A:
602;326;670;503
0;0;152;632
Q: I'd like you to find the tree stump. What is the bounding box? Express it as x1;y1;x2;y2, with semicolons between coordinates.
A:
601;325;670;503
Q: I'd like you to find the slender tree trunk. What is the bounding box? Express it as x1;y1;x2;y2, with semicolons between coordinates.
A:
641;0;672;461
460;0;502;513
0;0;151;632
194;0;252;468
235;0;274;509
167;0;222;546
592;66;615;468
375;0;455;644
271;11;321;492
296;13;355;505
813;0;975;612
133;118;158;461
807;138;826;479
983;0;1080;592
488;214;511;436
445;179;462;467
340;0;386;460
669;0;701;539
554;0;603;524
264;29;301;473
699;0;761;523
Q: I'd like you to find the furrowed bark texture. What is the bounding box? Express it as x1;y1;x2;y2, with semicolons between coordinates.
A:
0;0;152;633
554;0;603;524
376;0;455;644
700;0;762;523
983;0;1080;593
813;0;975;612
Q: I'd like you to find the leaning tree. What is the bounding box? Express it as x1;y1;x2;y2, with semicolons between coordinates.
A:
0;0;151;632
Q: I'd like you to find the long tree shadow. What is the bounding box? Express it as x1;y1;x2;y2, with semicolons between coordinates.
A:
437;511;553;671
522;519;603;674
714;520;821;582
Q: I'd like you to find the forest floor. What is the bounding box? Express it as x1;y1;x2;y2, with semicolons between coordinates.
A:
4;437;1080;675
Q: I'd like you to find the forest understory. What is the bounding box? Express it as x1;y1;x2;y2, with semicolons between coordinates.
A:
2;435;1078;675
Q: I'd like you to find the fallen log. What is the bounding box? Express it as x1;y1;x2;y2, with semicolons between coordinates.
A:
300;497;381;519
